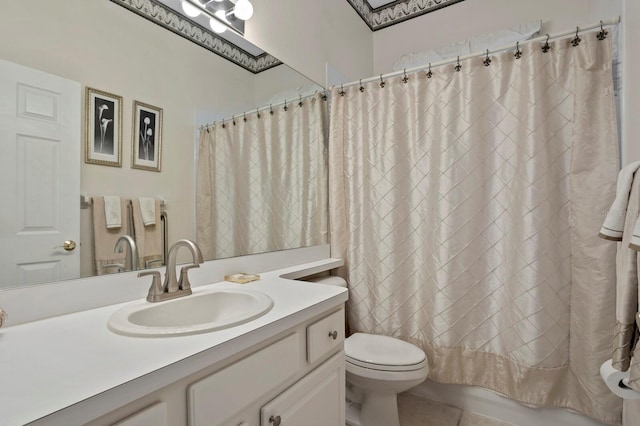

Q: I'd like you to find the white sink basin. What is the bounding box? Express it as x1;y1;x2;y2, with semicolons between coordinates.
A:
108;288;273;337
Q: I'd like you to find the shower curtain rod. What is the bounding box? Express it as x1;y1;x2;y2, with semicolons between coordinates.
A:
335;16;621;90
199;91;325;130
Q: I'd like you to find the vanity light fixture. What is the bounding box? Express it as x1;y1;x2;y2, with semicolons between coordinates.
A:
181;0;201;17
233;0;254;21
181;0;254;35
210;10;227;33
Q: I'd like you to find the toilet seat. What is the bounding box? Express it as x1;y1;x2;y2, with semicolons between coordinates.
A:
345;333;427;372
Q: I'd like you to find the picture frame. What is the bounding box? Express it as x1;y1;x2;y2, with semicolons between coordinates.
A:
132;100;163;172
85;87;122;167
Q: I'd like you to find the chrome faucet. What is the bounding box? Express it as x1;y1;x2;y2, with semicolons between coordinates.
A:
114;235;139;272
140;239;204;303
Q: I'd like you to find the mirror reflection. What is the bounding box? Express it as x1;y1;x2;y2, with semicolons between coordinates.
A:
0;0;326;290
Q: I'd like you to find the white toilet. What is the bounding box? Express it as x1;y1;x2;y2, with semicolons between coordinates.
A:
308;276;429;426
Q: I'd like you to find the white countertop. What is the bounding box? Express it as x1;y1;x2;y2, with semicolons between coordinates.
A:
0;259;347;426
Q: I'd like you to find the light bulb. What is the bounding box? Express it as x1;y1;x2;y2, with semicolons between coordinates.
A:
209;17;227;34
233;0;253;20
181;0;201;17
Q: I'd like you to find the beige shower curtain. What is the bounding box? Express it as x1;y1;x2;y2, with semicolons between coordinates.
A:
197;94;328;260
330;36;621;423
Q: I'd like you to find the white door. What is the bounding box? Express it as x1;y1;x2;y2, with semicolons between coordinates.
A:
0;59;81;289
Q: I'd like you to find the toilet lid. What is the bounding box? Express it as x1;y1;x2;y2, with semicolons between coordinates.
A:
345;333;426;368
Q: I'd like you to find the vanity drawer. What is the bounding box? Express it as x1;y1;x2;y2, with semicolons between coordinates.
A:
306;309;344;364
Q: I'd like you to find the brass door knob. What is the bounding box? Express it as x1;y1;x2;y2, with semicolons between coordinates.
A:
62;240;76;251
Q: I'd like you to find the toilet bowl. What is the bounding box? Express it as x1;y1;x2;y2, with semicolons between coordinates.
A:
345;332;428;426
307;276;429;426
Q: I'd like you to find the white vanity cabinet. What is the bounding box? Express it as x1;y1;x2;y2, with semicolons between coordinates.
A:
188;308;346;426
86;306;345;426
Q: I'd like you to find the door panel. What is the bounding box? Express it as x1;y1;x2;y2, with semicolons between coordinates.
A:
0;59;81;288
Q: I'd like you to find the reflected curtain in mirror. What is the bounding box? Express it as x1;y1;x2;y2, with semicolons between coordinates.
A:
196;94;328;260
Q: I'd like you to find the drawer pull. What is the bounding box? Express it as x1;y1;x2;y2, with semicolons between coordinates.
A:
328;330;338;340
269;415;282;425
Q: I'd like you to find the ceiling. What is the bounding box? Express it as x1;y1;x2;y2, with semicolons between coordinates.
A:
109;0;466;73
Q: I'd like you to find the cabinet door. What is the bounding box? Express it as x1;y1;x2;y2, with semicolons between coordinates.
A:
188;333;301;426
260;351;345;426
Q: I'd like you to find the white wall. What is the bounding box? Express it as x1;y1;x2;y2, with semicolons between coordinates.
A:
622;0;640;163
245;0;374;87
373;0;622;74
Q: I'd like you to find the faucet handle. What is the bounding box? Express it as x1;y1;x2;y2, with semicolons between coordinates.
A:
139;271;164;302
178;264;199;292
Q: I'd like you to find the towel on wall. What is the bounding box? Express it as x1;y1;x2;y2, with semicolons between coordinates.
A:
103;195;122;229
599;161;640;240
132;198;163;270
92;197;128;274
600;165;640;392
138;197;156;226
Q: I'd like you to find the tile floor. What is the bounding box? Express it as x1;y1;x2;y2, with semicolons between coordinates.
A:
398;393;514;426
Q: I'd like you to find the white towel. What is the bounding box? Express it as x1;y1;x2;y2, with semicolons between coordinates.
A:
600;161;640;241
103;196;122;229
138;197;156;226
631;219;640;251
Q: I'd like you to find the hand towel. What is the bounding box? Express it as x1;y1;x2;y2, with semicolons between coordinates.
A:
132;198;163;270
104;195;122;229
138;197;156;226
630;217;640;251
599;161;640;240
608;172;640;383
92;197;128;274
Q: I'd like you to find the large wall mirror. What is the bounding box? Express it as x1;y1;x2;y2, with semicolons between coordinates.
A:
0;0;327;290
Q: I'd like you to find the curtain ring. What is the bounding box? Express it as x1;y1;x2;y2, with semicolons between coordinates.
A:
269;104;274;115
426;63;433;79
514;41;522;59
483;49;491;67
542;34;550;53
256;108;260;119
298;95;303;107
243;112;247;122
571;26;581;47
402;69;409;83
232;115;236;126
321;90;327;101
284;99;288;111
359;79;365;92
455;56;462;72
206;127;210;133
221;119;225;129
597;20;608;40
339;84;345;97
379;74;385;88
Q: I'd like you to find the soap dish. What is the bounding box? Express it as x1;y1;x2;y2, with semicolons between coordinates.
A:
224;273;260;284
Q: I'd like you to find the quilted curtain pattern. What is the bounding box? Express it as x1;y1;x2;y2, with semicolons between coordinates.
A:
197;94;328;260
330;37;620;423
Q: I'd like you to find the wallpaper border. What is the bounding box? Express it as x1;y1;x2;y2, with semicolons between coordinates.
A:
109;0;282;74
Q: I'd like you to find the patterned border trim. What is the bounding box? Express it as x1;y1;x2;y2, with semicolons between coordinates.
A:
346;0;466;31
109;0;282;73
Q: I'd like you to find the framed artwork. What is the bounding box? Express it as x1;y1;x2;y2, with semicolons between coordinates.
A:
85;87;122;167
132;100;163;172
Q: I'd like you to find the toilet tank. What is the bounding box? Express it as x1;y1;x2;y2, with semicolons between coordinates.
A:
306;275;347;287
